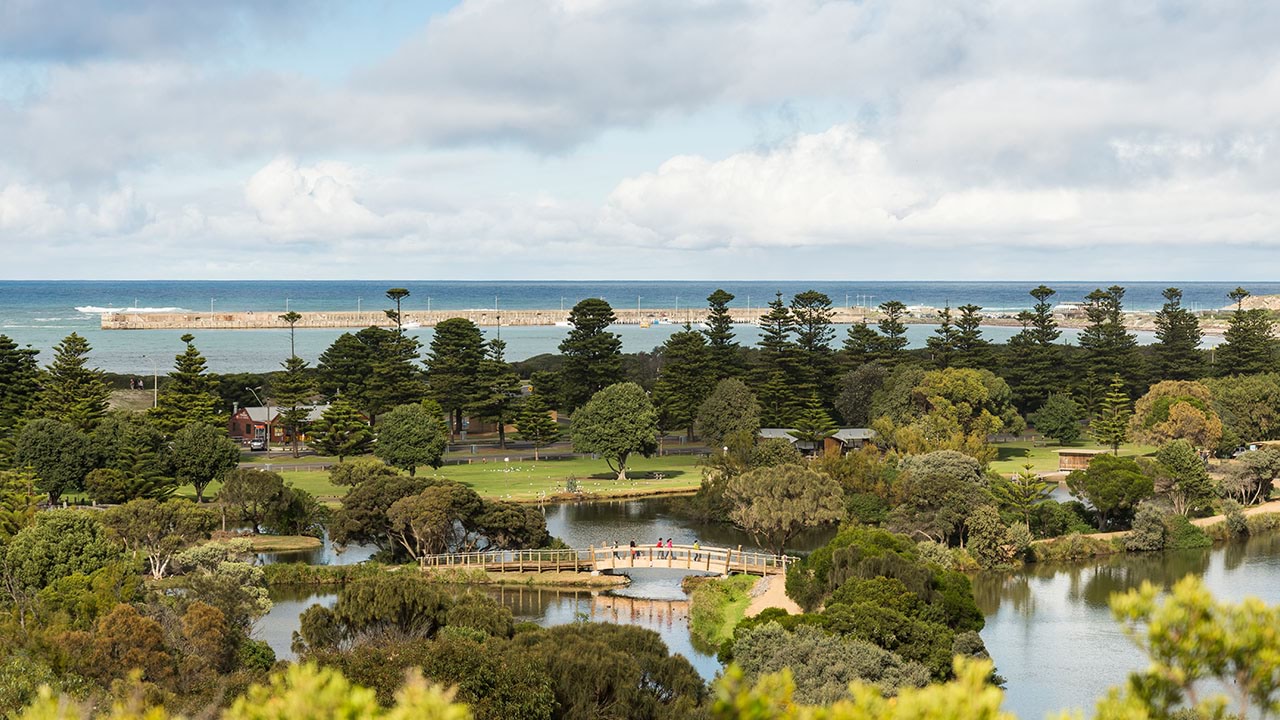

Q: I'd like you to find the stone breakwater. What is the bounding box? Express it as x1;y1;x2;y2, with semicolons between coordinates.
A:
99;307;1233;333
101;308;878;329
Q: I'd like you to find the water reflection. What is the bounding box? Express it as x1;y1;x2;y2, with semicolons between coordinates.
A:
256;533;378;566
541;496;835;554
256;496;831;680
259;584;721;680
977;532;1280;720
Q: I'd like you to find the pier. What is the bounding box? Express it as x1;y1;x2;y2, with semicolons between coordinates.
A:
99;307;878;330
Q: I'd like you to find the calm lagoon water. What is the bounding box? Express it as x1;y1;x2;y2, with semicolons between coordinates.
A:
254;496;1280;717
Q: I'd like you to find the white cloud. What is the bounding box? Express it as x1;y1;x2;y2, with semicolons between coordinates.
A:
245;157;382;238
599;124;1280;250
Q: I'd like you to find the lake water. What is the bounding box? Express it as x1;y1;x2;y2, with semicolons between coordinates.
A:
975;531;1280;718
253;497;1280;717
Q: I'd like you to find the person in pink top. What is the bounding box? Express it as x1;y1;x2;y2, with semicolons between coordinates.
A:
665;538;674;558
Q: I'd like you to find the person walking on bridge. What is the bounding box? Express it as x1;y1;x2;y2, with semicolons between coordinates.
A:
665;538;674;559
692;540;701;562
630;539;637;559
612;540;620;558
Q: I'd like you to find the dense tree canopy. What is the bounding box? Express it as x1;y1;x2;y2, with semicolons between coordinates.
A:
1067;453;1153;530
696;378;762;447
13;419;95;503
724;464;844;554
168;422;240;503
571;382;658;482
374;402;449;476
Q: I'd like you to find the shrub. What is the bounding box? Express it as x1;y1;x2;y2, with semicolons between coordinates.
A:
1125;505;1167;552
1031;533;1116;562
1163;514;1211;550
914;541;954;570
1223;499;1249;537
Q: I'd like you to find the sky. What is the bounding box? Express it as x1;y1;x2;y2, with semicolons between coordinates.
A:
1;0;1279;281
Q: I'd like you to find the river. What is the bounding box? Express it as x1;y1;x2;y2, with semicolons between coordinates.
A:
254;497;1280;718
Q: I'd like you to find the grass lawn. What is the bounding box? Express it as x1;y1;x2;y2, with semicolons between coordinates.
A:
178;452;707;503
989;440;1158;475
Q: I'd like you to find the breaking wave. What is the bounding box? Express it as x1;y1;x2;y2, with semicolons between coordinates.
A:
76;306;188;314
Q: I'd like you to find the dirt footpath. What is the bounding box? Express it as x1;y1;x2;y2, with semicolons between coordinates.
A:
745;575;802;617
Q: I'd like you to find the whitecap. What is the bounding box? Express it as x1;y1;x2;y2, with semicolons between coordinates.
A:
75;306;189;314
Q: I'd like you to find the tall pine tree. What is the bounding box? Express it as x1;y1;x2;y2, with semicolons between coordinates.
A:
0;335;41;463
1217;287;1276;377
33;333;110;431
952;304;991;369
927;305;960;368
272;316;315;457
1004;285;1065;414
843;322;882;368
876;300;909;365
1151;287;1204;381
149;334;222;436
703;289;740;379
652;326;715;440
308;397;373;460
1078;285;1143;394
425;317;486;436
754;293;801;424
558;299;623;411
515;393;561;460
1091;375;1132;453
469;338;523;448
317;326;424;423
790;290;836;396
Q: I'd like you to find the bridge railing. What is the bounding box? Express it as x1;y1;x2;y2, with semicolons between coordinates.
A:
418;548;590;572
415;544;797;576
586;544;795;576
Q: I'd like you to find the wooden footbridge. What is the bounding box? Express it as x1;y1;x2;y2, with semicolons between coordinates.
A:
418;544;795;577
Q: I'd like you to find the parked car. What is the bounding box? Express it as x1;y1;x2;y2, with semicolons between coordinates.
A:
249;438;267;451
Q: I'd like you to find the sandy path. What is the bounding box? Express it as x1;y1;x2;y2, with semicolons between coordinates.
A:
1065;498;1280;542
745;575;802;617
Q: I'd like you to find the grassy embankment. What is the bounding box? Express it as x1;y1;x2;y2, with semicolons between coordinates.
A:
685;574;759;653
242;535;323;552
178;453;706;504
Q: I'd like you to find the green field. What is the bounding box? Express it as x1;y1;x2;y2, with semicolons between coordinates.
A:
988;440;1158;475
179;452;708;503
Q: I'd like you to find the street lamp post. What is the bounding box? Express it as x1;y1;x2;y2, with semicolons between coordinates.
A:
142;355;158;408
246;386;272;451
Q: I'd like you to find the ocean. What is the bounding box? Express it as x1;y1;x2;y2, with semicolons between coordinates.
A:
0;280;1263;374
